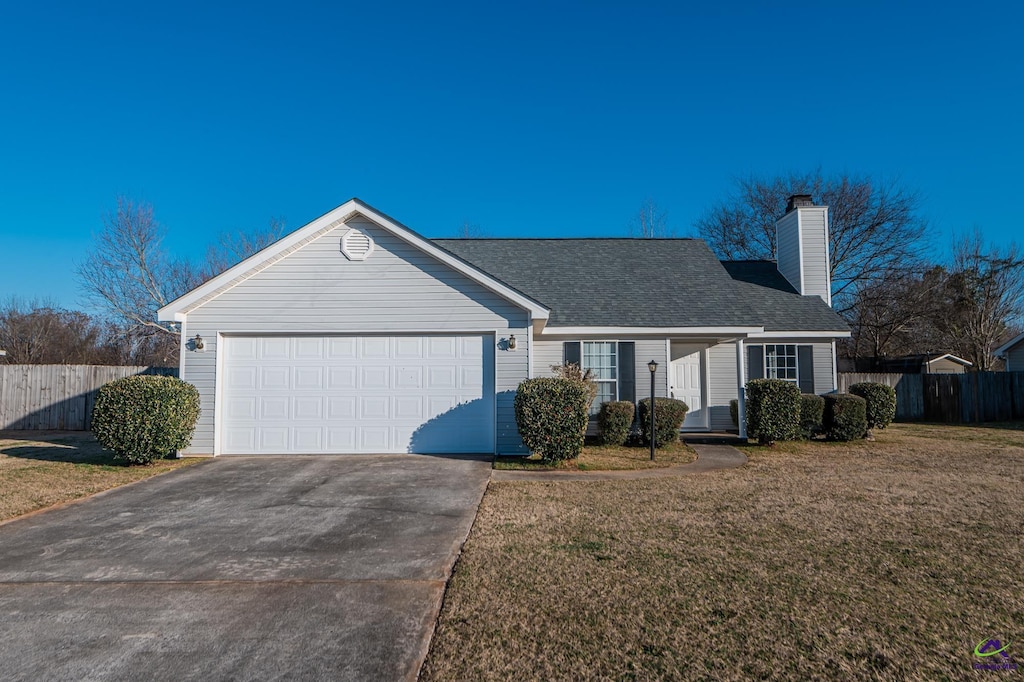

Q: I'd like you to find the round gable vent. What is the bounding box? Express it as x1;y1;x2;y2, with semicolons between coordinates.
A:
340;228;375;261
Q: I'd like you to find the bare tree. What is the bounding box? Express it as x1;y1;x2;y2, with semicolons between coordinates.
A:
628;197;672;238
194;217;286;284
453;221;488;239
933;231;1024;370
78;197;183;340
695;171;927;312
845;267;946;363
0;299;121;364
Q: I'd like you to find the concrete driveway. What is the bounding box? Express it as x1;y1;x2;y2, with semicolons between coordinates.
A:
0;454;492;681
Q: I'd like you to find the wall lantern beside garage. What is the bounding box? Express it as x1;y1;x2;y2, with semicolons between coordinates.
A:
192;334;205;352
507;334;517;351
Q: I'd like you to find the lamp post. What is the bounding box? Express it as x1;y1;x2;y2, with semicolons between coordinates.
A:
648;360;658;461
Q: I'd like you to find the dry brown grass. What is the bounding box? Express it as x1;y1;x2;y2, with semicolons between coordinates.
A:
0;431;198;522
495;441;697;471
423;423;1024;680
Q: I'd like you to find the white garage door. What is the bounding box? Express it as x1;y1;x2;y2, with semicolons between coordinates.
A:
220;335;494;454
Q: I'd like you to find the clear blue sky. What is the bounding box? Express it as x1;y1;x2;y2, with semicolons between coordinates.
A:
1;1;1021;310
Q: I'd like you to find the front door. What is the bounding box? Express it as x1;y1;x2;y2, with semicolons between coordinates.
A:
670;347;708;430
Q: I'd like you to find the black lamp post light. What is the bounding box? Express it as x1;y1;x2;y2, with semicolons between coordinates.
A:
648;360;658;461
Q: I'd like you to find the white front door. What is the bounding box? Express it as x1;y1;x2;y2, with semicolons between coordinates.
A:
670;347;708;430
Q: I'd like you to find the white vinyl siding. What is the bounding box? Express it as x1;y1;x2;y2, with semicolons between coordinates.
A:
799;207;831;304
1006;344;1024;372
180;218;530;456
775;210;802;294
706;339;837;431
532;337;669;401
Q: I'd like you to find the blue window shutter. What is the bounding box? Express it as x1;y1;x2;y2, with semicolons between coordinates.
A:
747;345;764;380
563;341;581;367
618;342;635;404
798;346;815;394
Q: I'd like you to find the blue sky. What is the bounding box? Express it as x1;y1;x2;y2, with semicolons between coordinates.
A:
1;1;1021;310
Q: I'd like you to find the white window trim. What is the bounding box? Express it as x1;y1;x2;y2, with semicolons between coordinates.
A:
763;343;800;385
580;340;620;411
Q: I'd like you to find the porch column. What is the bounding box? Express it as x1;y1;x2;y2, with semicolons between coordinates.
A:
736;338;747;439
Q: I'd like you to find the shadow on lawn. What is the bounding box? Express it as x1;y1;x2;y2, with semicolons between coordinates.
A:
0;433;121;465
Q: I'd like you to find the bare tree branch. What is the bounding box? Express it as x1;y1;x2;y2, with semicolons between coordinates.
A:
695;171;928;312
628;197;672;238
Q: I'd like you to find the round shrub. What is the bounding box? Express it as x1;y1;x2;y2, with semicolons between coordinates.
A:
745;379;800;445
824;393;868;441
514;377;589;462
597;401;635;446
92;375;201;465
637;397;689;447
849;382;897;431
799;393;825;439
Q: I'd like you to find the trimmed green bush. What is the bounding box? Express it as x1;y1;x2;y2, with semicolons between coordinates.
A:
92;375;201;465
637;397;689;448
745;379;800;445
597;401;635;446
824;393;868;441
799;393;825;439
729;398;739;429
514;377;589;462
849;382;897;431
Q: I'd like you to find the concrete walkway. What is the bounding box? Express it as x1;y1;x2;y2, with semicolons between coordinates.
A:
0;454;492;682
490;440;747;482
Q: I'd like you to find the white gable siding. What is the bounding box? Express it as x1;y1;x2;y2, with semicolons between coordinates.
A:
180;218;529;455
775;211;802;295
1006;344;1024;372
706;339;836;431
799;207;831;304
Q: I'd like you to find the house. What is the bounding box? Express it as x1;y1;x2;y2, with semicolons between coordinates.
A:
157;195;849;456
878;353;973;374
996;333;1024;371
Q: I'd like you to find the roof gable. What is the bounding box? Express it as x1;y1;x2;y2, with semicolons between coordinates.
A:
996;332;1024;357
158;199;549;322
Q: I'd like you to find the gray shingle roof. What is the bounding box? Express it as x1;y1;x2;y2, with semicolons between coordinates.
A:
433;238;849;333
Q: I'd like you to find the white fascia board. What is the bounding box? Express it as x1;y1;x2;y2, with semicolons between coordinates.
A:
925;353;972;367
157;199;550;322
541;326;764;336
747;330;852;339
995;332;1024;357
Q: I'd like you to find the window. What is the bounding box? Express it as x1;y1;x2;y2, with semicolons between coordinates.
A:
765;344;798;383
583;341;617;415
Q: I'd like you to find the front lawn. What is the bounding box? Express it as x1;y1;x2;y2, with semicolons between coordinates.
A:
0;431;199;522
494;440;697;471
423;422;1024;680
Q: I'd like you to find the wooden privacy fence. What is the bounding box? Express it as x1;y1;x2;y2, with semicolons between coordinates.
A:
0;365;178;431
838;371;1024;423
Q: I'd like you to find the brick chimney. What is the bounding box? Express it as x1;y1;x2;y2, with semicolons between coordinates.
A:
775;195;831;306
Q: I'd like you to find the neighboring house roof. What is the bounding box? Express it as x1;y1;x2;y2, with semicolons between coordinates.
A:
157;199;550;322
878;353;973;372
995;332;1024;357
434;239;849;333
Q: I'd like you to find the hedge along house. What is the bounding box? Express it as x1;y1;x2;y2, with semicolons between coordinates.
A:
158;195;849;456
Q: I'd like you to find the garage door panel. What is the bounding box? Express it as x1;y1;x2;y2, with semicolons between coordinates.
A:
260;367;290;390
360;366;390;389
221;334;494;454
294;397;324;420
261;338;290;359
294;367;324;389
260;397;289;420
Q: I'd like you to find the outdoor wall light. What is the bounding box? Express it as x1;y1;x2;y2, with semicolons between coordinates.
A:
507;334;517;350
193;334;205;351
